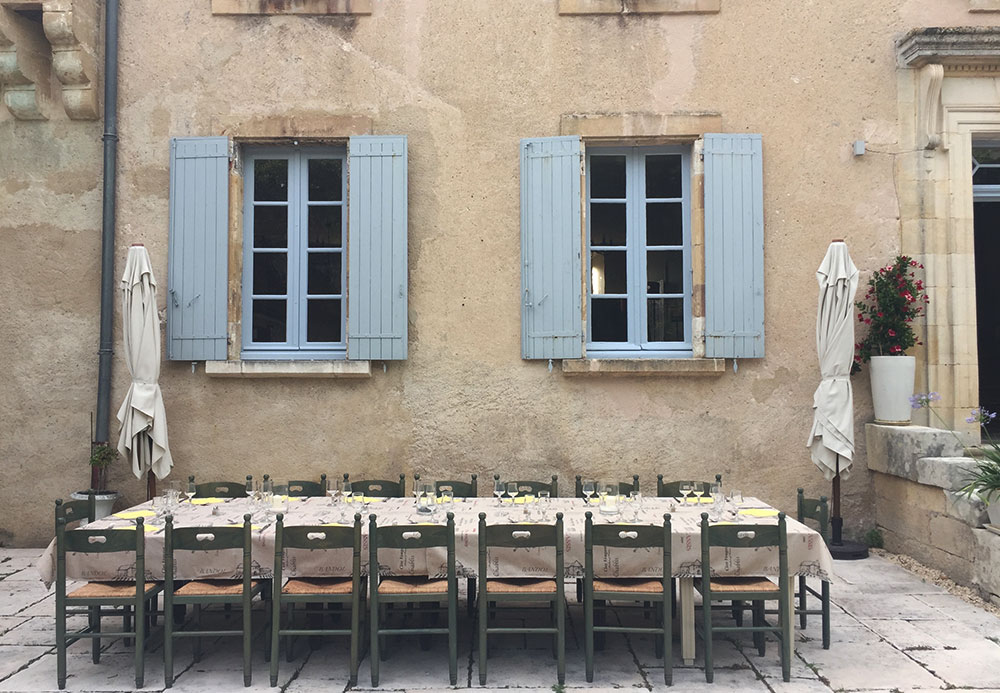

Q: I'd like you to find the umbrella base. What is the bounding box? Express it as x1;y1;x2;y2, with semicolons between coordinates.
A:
830;540;869;561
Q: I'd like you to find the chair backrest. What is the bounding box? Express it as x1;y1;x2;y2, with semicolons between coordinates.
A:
368;512;456;579
275;476;327;498
56;516;146;602
188;475;248;498
796;488;829;541
164;514;252;593
55;494;95;531
575;475;639;498
492;474;558;498
414;474;478;499
344;474;406;498
585;511;670;585
656;474;722;498
699;511;787;597
273;512;361;589
477;512;564;581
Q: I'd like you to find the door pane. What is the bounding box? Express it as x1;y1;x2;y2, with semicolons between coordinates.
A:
590;155;626;199
307;253;341;295
252;299;286;342
253;206;287;248
645;155;682;199
591;298;628;342
647;298;684;342
308;159;343;201
252;252;287;295
254;159;288;201
646;203;683;246
590;204;626;246
307;299;341;343
308;206;342;248
647;251;683;294
590;250;627;294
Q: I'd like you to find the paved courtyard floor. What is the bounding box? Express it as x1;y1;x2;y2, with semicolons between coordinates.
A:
0;548;998;692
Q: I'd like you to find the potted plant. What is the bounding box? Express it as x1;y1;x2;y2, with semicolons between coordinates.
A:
71;442;122;520
853;255;929;424
960;408;1000;527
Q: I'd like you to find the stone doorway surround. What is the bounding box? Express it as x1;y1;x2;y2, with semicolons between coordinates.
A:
895;27;1000;432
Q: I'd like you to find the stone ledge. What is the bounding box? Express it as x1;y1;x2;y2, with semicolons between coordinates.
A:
945;489;990;527
558;0;720;14
561;358;725;377
897;26;1000;68
970;0;1000;12
865;423;972;483
561;112;722;140
205;360;371;378
212;0;372;15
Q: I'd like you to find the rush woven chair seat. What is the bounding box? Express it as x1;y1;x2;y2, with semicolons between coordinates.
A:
55;513;161;690
271;513;365;686
163;514;265;688
478;511;566;685
696;511;792;683
656;475;722;498
369;512;458;687
345;473;407;498
584;511;673;685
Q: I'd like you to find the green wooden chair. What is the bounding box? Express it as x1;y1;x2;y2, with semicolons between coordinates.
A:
797;488;831;649
368;512;458;686
584;511;673;685
696;511;792;683
575;475;639;498
492;473;559;498
187;474;249;499
55;515;161;689
55;493;95;529
265;474;328;498
656;474;722;498
344;473;406;498
414;473;478;498
270;512;364;685
163;513;265;688
477;511;565;685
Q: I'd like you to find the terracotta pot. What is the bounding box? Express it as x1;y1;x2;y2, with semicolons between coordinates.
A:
869;355;916;425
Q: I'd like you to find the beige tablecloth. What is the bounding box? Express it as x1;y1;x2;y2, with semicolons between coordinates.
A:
38;497;834;585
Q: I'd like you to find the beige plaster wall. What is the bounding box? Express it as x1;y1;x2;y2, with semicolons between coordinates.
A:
2;0;998;546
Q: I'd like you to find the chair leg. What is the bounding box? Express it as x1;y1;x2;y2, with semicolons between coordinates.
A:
123;604;132;648
478;587;488;685
798;576;807;630
732;599;744;626
349;597;361;686
164;600;174;688
780;590;791;683
753;601;765;657
663;595;672;686
370;595;380;687
594;599;606;651
286;603;295;663
821;581;831;650
193;604;202;663
449;592;458;685
556;594;566;685
576;578;583;603
90;605;100;664
584;591;594;682
467;578;476;617
56;600;67;689
270;594;281;686
654;602;663;660
703;595;713;684
243;597;252;687
135;597;145;689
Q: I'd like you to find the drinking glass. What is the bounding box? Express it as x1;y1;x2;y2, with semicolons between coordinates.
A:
679;482;693;504
691;483;705;504
582;480;595;505
494;479;505;506
419;482;435;513
183;478;197;503
326;477;341;505
506;482;519;506
729;489;743;505
710;483;724;519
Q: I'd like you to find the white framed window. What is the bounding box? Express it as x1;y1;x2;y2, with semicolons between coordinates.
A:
241;147;347;359
586;146;692;357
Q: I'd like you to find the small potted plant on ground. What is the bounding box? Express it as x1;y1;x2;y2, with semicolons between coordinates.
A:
853;255;929;424
71;442;122;520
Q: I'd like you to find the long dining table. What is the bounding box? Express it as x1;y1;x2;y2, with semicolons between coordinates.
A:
39;494;835;665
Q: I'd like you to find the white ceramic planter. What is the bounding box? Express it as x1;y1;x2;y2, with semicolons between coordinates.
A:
869;355;916;425
71;490;120;523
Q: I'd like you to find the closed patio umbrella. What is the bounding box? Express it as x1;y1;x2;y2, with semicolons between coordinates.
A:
807;240;866;559
116;244;172;498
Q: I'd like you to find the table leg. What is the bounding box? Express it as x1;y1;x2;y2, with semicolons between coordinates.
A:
679;577;695;665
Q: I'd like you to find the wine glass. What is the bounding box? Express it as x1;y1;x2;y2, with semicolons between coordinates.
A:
419;482;435;513
679;481;693;504
582;480;595;505
538;490;550;516
691;483;705;504
494;479;505;506
183;478;197;504
506;482;519;506
326;476;341;506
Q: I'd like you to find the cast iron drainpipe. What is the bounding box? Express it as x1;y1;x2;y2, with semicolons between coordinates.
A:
93;0;120;488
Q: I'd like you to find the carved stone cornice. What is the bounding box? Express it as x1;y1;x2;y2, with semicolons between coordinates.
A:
42;0;98;119
898;27;1000;69
0;5;53;119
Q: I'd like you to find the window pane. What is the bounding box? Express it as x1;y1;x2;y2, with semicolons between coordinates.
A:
252;252;287;295
590;203;626;246
307;253;341;295
646;203;683;246
308;206;342;248
590;250;627;294
254;159;288;201
647;251;683;294
253;206;287;248
591;298;628;342
590;155;626;199
974;167;1000;186
648;298;684;342
973;147;1000;165
252;299;286;342
307;299;341;343
645;155;682;199
308;159;343;201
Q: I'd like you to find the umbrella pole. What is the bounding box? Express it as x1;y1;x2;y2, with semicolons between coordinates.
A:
147;471;156;501
829;454;869;560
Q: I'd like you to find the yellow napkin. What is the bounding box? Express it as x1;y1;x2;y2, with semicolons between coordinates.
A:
739;509;779;517
502;497;532;504
273;495;302;502
113;524;159;533
226;523;264;530
190;497;226;505
321;523;351;527
435;497;462;504
711;521;739;526
679;497;714;504
353;496;384;503
114;510;155;519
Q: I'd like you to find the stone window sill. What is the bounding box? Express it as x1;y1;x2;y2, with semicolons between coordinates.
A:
971;0;1000;12
205;360;372;378
558;0;720;15
561;358;725;377
212;0;372;15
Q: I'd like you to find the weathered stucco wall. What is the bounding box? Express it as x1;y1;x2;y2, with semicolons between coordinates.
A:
3;0;1000;546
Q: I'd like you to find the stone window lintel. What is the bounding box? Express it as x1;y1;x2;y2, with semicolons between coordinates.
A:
558;0;720;15
211;0;372;16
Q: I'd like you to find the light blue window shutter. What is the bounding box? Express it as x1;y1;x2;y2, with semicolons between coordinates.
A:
167;136;230;361
348;135;408;360
520;136;583;360
704;133;765;358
